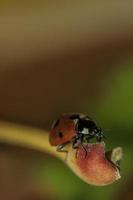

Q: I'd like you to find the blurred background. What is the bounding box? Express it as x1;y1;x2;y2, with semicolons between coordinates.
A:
0;1;133;200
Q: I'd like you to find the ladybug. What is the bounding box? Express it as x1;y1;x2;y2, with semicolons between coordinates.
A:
49;113;105;154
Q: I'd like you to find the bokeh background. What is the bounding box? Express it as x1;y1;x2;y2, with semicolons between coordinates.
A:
0;1;133;200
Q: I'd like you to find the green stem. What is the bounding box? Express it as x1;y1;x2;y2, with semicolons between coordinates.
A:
0;121;64;160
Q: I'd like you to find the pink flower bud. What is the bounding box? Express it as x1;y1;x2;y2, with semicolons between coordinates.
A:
66;142;122;186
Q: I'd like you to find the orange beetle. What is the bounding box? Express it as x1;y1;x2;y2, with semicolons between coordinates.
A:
49;113;104;153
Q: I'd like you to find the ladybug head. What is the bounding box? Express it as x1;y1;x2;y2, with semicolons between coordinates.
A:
89;126;104;142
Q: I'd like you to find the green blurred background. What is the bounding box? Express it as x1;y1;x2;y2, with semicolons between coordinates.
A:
0;1;133;200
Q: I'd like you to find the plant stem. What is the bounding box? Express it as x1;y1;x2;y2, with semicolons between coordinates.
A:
0;121;122;186
0;121;65;160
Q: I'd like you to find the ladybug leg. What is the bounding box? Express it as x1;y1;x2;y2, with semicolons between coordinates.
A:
72;136;88;158
80;143;88;158
72;138;80;148
56;142;69;153
96;135;102;142
86;135;94;143
96;133;106;142
56;143;70;161
72;138;81;158
80;135;88;158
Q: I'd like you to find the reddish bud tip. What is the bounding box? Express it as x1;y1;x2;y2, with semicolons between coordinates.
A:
66;142;122;186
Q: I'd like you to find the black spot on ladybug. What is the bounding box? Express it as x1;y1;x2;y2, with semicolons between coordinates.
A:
58;132;63;138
